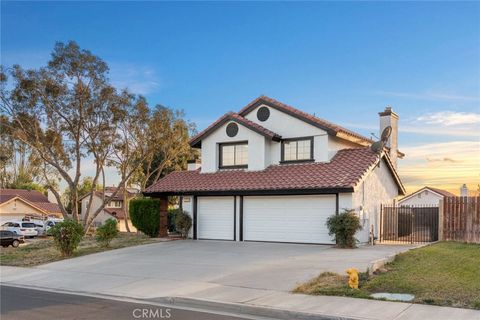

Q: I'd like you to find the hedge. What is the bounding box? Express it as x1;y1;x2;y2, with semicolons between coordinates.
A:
129;198;161;237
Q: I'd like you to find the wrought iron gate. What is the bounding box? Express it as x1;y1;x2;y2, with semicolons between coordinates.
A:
380;205;439;243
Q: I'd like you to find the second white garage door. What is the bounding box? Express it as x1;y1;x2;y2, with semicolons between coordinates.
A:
197;196;234;240
243;195;336;244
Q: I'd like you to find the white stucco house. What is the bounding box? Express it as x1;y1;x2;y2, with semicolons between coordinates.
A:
398;186;455;206
144;96;406;244
79;187;139;232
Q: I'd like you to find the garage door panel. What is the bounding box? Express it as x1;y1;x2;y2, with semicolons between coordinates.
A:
198;197;234;240
244;195;335;244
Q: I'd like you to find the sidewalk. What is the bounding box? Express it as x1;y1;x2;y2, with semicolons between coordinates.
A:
2;265;478;320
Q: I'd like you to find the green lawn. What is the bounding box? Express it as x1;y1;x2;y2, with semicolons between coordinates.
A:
293;242;480;309
0;233;159;267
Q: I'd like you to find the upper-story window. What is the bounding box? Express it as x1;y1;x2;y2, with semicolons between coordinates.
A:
281;137;314;162
107;200;122;208
219;142;248;169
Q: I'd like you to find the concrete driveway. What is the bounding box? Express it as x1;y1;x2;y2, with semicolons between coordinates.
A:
0;240;415;302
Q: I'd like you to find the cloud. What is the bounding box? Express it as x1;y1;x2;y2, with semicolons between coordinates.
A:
398;141;480;194
425;157;459;163
374;90;479;102
399;125;480;137
417;111;480;126
109;64;161;95
343;122;479;138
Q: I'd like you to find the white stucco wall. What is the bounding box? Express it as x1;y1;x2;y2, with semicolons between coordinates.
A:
245;104;331;163
91;210;113;226
351;158;400;241
328;136;363;159
398;190;442;206
200;121;267;173
244;104;327;138
338;193;353;210
80;195;103;217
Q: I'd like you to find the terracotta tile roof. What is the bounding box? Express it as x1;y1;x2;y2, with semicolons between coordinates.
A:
79;187;139;201
0;189;49;203
190;112;281;148
104;208;125;219
31;202;62;214
145;148;399;195
0;194;17;204
238;96;373;145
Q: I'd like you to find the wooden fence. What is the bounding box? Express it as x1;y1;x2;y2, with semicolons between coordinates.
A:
440;197;480;243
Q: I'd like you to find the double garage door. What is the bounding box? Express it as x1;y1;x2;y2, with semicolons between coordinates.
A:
197;195;335;244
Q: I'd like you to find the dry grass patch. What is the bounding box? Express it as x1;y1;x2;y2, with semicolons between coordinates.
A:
294;242;480;309
293;272;370;299
0;233;159;267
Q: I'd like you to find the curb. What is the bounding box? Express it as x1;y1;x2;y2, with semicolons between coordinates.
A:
152;296;364;320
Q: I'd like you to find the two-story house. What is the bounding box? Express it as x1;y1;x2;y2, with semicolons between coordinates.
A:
144;96;405;244
79;187;138;232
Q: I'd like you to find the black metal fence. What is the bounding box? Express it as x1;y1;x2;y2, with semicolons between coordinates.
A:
380;205;439;243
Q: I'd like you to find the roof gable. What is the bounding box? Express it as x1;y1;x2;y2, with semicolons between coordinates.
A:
0;196;61;215
189;112;282;148
238;96;373;146
399;186;455;203
0;189;49;203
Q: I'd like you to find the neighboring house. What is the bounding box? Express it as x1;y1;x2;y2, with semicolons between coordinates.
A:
0;189;63;224
79;187;139;232
398;186;456;206
145;96;406;244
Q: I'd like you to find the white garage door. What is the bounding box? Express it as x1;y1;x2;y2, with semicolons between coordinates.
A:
244;195;336;244
197;196;234;240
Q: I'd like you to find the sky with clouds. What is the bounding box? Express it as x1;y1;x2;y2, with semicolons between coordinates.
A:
1;1;479;194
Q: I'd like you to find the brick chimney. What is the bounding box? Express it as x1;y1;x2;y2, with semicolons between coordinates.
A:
379;106;399;169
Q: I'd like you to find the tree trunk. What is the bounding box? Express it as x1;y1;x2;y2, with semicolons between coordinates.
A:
123;178;131;233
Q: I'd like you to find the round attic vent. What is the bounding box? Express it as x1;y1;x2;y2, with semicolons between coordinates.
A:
257;106;270;122
226;122;239;137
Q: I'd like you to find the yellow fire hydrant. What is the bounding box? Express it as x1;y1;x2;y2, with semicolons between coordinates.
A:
346;268;359;289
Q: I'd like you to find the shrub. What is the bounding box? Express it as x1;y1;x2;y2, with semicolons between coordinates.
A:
130;198;161;237
49;219;84;256
326;209;362;248
95;218;119;247
174;210;192;238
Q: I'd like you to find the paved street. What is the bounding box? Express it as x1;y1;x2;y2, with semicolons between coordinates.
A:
0;286;256;320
